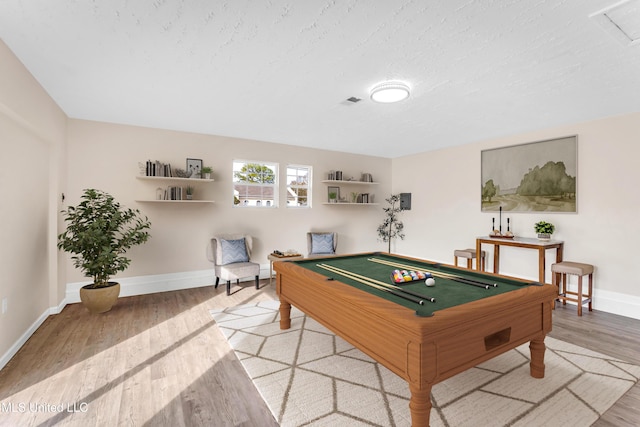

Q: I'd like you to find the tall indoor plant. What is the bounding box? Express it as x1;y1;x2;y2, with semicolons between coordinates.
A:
58;189;152;313
377;194;405;253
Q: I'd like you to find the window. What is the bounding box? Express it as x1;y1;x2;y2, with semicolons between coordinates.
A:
286;165;311;207
233;160;278;207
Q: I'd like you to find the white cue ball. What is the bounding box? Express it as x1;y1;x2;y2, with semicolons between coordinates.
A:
425;278;436;287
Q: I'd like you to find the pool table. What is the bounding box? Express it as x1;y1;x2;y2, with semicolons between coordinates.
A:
274;252;557;427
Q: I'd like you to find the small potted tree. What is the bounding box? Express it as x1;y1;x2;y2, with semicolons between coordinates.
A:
185;186;194;200
534;221;555;240
58;189;152;313
377;194;405;253
328;191;338;203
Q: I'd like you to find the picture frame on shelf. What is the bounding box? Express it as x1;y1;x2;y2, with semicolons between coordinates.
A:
328;186;340;203
186;158;203;178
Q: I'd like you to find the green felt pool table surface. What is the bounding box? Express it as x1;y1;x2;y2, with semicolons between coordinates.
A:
293;252;540;317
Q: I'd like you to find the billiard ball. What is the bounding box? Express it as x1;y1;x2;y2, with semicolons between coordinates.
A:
425;278;436;287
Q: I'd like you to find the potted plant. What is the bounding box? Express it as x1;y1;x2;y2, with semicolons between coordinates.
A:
57;189;152;313
328;191;338;203
185;186;194;200
534;221;555;240
201;166;213;179
377;194;406;253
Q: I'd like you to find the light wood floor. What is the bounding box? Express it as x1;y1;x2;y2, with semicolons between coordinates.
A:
1;282;639;427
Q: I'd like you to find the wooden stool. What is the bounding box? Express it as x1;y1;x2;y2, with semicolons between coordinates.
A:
454;248;486;271
551;261;594;316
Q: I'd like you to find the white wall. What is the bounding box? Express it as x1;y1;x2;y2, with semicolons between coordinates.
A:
0;39;67;368
392;113;640;319
64;119;392;286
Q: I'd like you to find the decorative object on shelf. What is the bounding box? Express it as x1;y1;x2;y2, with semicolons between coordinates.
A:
173;168;188;178
335;170;343;180
328;186;339;203
490;206;514;238
361;173;373;182
57;189;151;313
351;192;358;203
377;194;405;253
186;158;203;178
201;166;213;179
534;221;555;240
156;187;163;200
185;186;194;200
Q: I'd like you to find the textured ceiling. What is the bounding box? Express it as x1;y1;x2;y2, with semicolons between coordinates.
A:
1;0;639;158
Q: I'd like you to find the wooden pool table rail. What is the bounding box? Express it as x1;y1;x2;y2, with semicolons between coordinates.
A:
275;253;556;427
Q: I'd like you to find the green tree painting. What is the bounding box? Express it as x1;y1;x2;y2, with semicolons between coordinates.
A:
481;136;577;212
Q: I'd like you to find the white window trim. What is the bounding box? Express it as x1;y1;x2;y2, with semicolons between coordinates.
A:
286;164;312;208
232;159;279;208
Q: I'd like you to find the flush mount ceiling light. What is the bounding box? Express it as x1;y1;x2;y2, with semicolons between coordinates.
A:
370;82;410;103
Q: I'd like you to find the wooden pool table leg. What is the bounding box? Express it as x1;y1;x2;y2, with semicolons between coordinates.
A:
529;334;546;378
279;300;292;330
409;383;432;427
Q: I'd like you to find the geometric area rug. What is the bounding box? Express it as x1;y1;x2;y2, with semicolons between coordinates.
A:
211;301;640;427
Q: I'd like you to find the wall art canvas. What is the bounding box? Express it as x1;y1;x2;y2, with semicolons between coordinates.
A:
481;136;577;212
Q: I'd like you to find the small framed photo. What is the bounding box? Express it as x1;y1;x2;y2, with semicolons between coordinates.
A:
186;158;203;178
328;186;340;202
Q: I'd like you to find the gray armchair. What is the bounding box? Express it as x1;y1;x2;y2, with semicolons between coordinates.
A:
307;232;338;258
206;234;260;295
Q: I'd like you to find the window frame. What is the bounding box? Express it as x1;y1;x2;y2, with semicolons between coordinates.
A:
232;159;279;208
286;164;312;208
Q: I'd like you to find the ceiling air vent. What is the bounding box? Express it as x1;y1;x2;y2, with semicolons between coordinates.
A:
590;0;640;46
346;97;362;103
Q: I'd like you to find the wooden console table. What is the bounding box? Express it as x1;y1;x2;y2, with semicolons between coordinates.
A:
476;236;564;285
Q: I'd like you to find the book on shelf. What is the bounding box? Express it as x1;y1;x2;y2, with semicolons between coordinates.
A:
163;186;184;200
145;160;173;177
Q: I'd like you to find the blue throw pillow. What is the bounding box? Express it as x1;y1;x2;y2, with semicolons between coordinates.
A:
311;233;334;254
220;238;249;265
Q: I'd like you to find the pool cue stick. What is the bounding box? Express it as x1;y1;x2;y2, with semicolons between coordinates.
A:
367;258;497;290
319;264;436;303
368;257;495;289
317;264;434;305
318;264;425;305
369;258;496;289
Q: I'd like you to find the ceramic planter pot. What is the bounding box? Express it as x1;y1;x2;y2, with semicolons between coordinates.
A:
537;233;551;241
79;282;120;313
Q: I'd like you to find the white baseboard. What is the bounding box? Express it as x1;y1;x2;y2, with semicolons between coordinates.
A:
592;289;640;320
3;266;638;372
0;308;51;371
559;282;640;320
64;265;271;303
